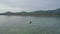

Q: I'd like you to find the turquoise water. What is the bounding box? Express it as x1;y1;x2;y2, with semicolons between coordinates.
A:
0;15;60;34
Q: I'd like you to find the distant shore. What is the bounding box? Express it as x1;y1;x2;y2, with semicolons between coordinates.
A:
0;14;60;16
0;8;60;16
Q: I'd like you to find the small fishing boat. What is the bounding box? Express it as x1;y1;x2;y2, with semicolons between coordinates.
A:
29;21;32;24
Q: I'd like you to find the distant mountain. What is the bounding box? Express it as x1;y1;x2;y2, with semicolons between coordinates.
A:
0;8;60;16
31;8;60;14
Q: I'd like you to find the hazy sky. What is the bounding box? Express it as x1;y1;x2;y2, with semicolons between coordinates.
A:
0;0;60;12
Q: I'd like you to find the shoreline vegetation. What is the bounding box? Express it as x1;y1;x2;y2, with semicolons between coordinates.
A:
0;8;60;16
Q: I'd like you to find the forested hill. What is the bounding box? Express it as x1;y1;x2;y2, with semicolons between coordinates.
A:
0;8;60;16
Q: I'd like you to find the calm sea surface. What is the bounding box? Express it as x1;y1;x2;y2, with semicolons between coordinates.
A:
0;15;60;34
